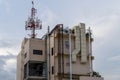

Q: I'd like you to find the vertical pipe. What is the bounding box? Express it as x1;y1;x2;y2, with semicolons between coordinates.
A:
53;31;55;80
58;26;62;80
61;25;64;79
45;35;48;80
47;26;50;80
48;26;51;80
31;24;35;38
88;27;93;76
69;29;72;80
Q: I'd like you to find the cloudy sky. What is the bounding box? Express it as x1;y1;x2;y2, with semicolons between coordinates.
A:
0;0;120;80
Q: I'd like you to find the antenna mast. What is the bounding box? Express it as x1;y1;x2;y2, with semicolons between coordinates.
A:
25;0;42;38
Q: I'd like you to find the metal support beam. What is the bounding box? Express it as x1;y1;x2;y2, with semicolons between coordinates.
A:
69;29;72;80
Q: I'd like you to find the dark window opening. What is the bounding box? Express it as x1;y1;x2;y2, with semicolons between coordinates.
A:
24;62;46;78
52;66;54;74
24;53;27;58
29;63;44;76
33;50;43;55
51;48;54;56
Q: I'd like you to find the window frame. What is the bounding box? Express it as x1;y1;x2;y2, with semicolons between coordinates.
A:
33;50;43;55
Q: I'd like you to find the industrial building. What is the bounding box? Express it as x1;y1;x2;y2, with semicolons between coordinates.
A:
16;1;104;80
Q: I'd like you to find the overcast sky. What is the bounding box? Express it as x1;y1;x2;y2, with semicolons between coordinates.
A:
0;0;120;80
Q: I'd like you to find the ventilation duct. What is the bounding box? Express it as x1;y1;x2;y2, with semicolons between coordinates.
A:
72;23;87;63
79;23;87;63
72;26;81;62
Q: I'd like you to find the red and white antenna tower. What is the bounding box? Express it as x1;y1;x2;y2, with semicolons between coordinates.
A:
25;0;42;38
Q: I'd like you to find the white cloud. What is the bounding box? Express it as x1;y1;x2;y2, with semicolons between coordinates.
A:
89;14;120;80
109;55;120;61
3;58;16;72
90;14;120;56
40;9;58;26
35;8;59;37
92;14;120;38
0;47;19;56
0;48;9;56
0;39;20;56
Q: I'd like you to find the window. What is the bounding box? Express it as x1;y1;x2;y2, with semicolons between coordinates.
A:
24;53;27;58
33;50;43;55
52;66;54;74
51;48;54;56
65;41;69;49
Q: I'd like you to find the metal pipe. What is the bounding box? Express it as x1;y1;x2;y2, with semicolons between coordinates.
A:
47;26;50;80
69;29;72;80
58;27;62;80
45;34;48;80
61;25;64;78
88;27;93;76
48;26;50;80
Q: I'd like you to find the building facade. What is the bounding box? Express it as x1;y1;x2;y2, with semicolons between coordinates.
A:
16;23;104;80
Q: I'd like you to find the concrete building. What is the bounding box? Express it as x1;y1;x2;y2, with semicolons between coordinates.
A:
17;38;46;80
16;1;104;80
16;23;104;80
